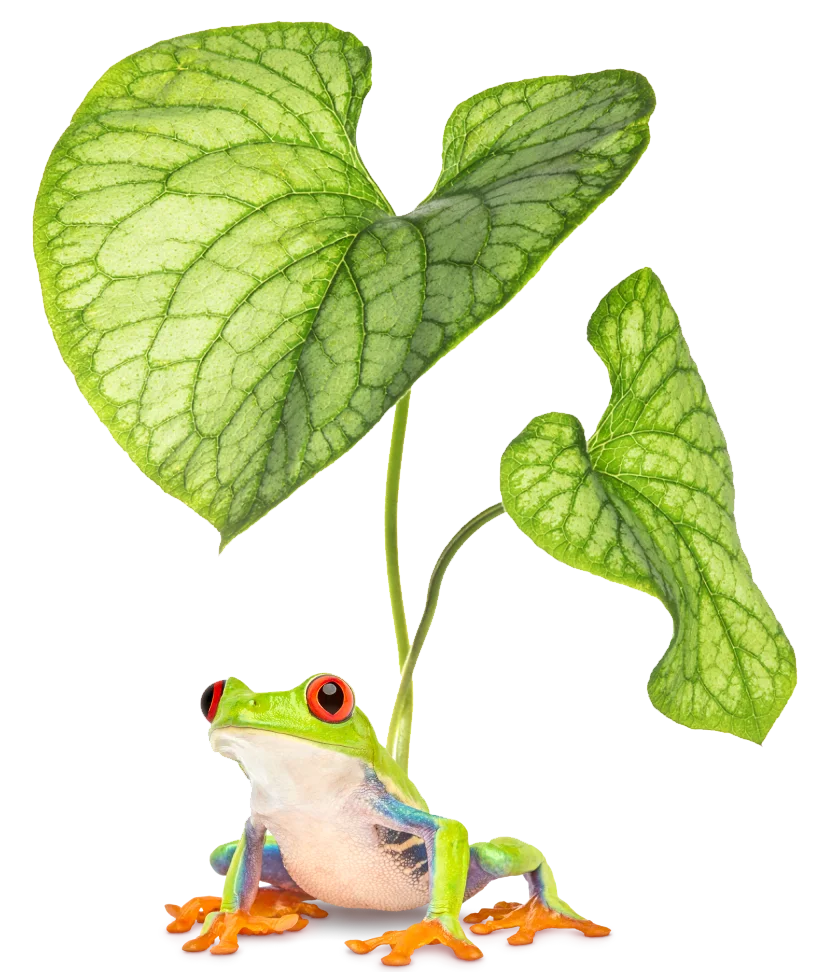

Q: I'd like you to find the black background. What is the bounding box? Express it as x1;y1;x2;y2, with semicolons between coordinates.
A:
29;17;802;968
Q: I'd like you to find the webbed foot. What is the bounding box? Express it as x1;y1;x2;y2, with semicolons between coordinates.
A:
181;909;305;954
165;888;329;935
346;917;483;965
165;896;221;932
249;888;328;920
465;895;610;944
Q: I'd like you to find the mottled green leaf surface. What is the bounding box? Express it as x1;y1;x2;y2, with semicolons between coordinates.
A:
34;21;654;545
501;270;795;742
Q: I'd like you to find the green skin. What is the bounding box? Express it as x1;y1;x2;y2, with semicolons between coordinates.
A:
185;674;597;959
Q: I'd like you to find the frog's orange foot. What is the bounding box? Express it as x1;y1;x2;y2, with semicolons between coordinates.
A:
346;919;483;966
467;895;610;945
165;896;222;933
182;910;305;955
251;888;328;920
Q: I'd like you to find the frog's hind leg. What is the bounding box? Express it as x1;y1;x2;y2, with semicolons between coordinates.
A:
463;837;610;945
165;836;327;934
207;834;296;886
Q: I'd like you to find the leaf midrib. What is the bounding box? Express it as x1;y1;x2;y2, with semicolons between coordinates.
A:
189;240;352;431
232;213;430;526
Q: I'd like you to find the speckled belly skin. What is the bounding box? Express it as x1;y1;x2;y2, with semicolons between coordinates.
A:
259;805;432;911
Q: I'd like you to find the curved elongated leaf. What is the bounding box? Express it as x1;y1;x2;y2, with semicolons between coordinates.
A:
500;269;796;742
34;20;654;545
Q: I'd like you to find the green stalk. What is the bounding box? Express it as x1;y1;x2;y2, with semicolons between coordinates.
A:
385;393;413;759
386;503;505;769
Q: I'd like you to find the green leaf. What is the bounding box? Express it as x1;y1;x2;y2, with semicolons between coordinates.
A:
34;20;655;546
500;269;796;743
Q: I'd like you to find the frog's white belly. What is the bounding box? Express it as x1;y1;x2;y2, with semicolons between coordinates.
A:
261;806;430;910
210;727;430;911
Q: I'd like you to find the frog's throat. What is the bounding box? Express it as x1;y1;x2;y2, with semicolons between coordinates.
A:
210;723;362;755
209;726;367;814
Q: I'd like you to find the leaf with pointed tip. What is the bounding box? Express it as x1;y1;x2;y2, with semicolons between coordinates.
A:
500;269;796;742
34;20;655;546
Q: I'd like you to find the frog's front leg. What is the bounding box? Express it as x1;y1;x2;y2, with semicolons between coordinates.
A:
464;837;610;944
345;795;483;966
169;818;308;954
166;829;328;935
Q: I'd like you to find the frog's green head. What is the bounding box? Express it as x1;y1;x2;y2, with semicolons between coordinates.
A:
200;674;376;759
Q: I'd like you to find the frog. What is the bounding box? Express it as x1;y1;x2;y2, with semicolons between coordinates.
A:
165;674;610;964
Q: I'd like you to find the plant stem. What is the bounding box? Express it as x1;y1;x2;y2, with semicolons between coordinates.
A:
385;393;413;759
386;503;505;770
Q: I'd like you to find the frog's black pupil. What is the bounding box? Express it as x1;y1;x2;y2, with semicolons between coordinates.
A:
201;683;215;719
319;681;344;714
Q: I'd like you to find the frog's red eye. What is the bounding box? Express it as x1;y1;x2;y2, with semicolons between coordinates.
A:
306;675;354;723
201;681;226;722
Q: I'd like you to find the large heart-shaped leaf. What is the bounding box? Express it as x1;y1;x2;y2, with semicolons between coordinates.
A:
34;21;655;545
500;269;796;742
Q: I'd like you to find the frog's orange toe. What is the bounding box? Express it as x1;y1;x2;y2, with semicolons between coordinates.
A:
209;942;238;956
467;895;610;945
345;938;376;955
251;888;328;920
165;896;222;932
346;919;483;965
463;901;522;925
182;910;304;954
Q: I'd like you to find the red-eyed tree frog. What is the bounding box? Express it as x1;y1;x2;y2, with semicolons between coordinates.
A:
166;674;609;963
